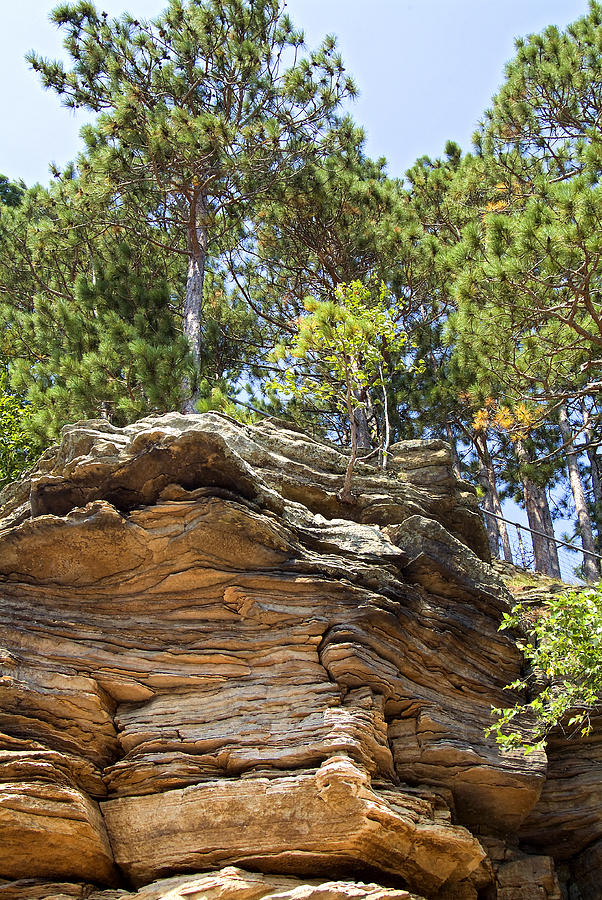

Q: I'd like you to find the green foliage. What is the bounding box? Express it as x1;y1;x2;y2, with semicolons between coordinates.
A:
488;584;602;753
29;0;356;404
449;168;602;400
270;280;410;417
269;280;421;497
479;0;602;185
0;181;194;442
13;246;192;441
243;119;407;303
195;382;261;424
451;3;602;405
385;144;476;446
0;175;24;208
0;371;38;488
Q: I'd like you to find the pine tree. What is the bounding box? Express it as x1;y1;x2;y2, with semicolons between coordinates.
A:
382;145;479;461
582;398;602;547
557;401;600;581
0;176;195;442
0;172;38;484
0;175;24;208
455;2;602;405
479;1;602;187
30;0;355;410
11;246;192;438
238;120;405;311
446;4;602;577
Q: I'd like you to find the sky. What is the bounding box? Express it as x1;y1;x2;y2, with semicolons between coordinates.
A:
0;0;591;577
0;0;589;186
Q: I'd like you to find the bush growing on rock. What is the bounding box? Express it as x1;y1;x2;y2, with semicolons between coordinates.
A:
490;582;602;752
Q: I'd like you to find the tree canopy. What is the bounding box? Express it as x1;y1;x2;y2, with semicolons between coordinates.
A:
29;0;356;409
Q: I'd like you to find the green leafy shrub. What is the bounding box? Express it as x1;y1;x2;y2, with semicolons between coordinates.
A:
0;372;38;488
488;584;602;753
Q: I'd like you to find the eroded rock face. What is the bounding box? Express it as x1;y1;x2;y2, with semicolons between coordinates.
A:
0;413;595;899
0;867;423;900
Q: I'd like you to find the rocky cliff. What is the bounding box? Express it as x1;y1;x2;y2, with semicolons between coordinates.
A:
0;413;599;900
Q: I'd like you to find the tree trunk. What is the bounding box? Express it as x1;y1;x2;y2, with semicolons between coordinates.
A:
515;439;561;578
516;525;528;568
479;456;502;559
476;436;513;563
586;439;602;514
582;401;602;534
340;374;359;504
479;462;500;559
379;365;391;470
349;370;372;454
445;422;462;481
181;194;208;413
353;404;372;453
558;402;600;582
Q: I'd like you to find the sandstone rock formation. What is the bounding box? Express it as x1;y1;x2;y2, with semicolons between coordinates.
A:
0;413;598;899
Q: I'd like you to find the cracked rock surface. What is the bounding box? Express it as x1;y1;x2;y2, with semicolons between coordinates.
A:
0;413;596;899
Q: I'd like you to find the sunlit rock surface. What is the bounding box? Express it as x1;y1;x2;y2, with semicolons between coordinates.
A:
0;413;596;899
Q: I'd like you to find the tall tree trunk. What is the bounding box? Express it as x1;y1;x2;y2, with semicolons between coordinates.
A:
476;435;513;563
516;525;528;568
181;194;208;413
445;422;462;481
340;373;359;504
515;439;561;578
582;401;602;536
558;402;600;582
354;406;372;452
353;383;372;453
379;365;391;471
479;456;502;559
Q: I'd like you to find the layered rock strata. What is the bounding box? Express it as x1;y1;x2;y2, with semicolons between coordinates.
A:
0;413;597;899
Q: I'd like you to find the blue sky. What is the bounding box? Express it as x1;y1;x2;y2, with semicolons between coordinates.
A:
0;0;588;186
